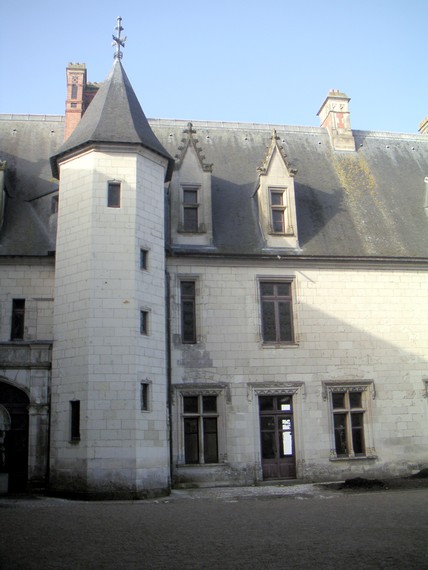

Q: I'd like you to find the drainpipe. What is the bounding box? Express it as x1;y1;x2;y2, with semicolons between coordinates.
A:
425;177;428;216
165;269;173;489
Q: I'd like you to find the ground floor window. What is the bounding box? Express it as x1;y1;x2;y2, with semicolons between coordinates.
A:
324;382;376;460
183;394;218;464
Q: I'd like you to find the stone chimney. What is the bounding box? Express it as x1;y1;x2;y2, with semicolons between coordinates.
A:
64;63;100;141
419;116;428;134
317;89;356;152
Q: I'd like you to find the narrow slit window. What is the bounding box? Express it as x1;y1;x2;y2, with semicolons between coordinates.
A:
107;181;121;208
140;383;149;411
180;281;196;343
70;400;80;441
140;310;149;335
140;249;148;270
11;299;25;340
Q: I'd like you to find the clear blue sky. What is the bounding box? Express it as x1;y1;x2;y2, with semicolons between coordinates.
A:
1;0;427;133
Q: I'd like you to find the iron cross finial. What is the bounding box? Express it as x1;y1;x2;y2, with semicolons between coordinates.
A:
112;16;127;60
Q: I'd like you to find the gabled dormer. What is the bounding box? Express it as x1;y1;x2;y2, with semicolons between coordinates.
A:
170;123;213;247
255;130;299;250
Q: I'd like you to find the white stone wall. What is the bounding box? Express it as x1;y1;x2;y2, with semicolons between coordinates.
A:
51;146;169;497
0;262;54;341
168;258;428;484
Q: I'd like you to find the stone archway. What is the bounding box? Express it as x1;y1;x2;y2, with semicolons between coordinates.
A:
0;382;30;492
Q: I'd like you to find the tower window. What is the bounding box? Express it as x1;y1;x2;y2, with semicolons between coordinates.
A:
71;84;78;99
70;400;80;442
11;299;25;340
140;248;148;270
140;310;149;335
107;181;121;208
140;382;150;411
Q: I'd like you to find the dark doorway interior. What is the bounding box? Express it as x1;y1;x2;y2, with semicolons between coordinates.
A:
0;382;29;492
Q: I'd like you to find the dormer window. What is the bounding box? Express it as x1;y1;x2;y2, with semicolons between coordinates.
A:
182;187;199;232
255;130;299;250
270;188;286;233
170;123;213;247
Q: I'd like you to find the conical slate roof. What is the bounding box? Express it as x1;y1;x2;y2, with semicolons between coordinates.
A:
50;59;173;180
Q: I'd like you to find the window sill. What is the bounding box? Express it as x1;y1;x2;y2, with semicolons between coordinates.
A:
261;342;299;349
329;455;377;462
176;462;226;468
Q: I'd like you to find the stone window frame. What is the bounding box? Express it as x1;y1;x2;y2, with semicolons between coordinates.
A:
322;381;377;461
173;384;227;466
10;299;25;341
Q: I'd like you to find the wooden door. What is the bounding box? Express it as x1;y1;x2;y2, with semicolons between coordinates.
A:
259;395;296;479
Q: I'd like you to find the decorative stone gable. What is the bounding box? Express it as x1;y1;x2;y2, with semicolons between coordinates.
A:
170;123;213;247
255;130;299;250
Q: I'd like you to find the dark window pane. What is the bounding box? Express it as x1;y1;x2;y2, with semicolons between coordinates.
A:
108;182;121;208
181;300;196;343
140;383;149;411
181;281;196;343
181;281;195;297
260;416;275;430
276;283;291;297
11;299;25;340
183;189;198;204
259;396;275;411
183;207;198;232
202;396;217;413
272;210;285;233
260;283;274;297
71;84;78;99
183;396;198;414
140;249;147;270
203;418;218;463
140;311;148;335
261;431;276;459
278;302;292;342
270;191;283;206
262;301;276;341
70;400;80;441
334;413;348;455
349;392;362;409
351;413;365;454
184;418;199;463
332;392;346;409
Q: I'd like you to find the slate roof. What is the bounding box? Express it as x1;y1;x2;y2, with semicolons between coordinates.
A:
152;119;428;258
1;113;428;259
50;60;174;181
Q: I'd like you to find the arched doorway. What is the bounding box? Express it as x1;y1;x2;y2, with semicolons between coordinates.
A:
0;382;29;492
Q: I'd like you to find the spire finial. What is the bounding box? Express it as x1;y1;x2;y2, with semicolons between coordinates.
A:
112;16;127;60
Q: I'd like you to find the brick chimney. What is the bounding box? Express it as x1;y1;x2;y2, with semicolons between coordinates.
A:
64;63;100;141
419;116;428;134
317;89;356;152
